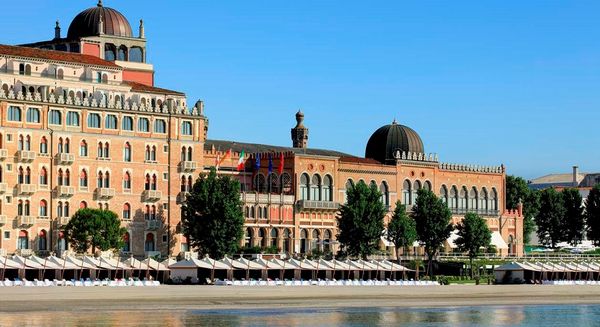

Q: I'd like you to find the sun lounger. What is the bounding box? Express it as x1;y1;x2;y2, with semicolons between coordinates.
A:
4;279;13;287
101;279;109;287
24;279;34;287
13;278;23;287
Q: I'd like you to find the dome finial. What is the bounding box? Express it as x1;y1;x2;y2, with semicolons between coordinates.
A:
392;118;397;125
97;0;103;7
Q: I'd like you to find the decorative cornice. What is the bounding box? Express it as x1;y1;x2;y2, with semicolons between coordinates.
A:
338;168;397;176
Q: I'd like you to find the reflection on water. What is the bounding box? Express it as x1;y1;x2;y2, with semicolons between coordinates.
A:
1;305;599;326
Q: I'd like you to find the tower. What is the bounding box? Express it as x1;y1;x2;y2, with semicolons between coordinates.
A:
291;110;309;148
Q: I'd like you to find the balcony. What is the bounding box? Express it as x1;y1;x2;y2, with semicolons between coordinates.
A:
15;249;33;257
180;161;197;172
176;191;189;204
0;149;7;160
17;184;37;195
449;208;500;216
17;150;36;162
146;220;161;230
0;215;6;225
56;186;75;198
0;183;7;194
56;153;75;165
95;188;115;199
296;200;340;211
142;190;162;202
17;215;35;227
58;217;70;226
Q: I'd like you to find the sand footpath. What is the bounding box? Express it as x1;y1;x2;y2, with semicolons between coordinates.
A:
0;285;600;312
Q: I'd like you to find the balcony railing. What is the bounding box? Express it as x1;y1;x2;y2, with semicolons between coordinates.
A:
0;149;7;160
17;215;35;227
17;184;37;195
146;220;161;230
56;153;75;164
180;161;197;172
142;190;162;202
0;215;6;225
15;249;33;257
0;183;7;194
58;217;70;226
296;200;340;211
56;186;75;197
16;150;36;162
95;188;115;199
449;208;500;216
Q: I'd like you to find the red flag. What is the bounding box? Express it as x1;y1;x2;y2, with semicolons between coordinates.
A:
278;152;284;174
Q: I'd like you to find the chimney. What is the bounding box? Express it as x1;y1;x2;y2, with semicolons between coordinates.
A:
54;20;61;39
573;165;579;187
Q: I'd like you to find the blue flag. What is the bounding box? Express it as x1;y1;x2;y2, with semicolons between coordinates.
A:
254;154;261;171
268;155;273;175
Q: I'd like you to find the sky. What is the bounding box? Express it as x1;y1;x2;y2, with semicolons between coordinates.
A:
2;0;600;179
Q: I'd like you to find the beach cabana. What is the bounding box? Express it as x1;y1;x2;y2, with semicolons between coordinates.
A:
0;256;23;280
200;256;234;281
143;257;171;282
234;257;265;280
122;256;150;279
12;255;44;280
168;258;211;282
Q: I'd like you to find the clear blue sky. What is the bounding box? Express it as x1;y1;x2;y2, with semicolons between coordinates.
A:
3;1;600;179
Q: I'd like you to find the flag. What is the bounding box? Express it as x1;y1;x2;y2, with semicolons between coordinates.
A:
216;149;231;170
236;150;246;171
254;154;261;171
278;152;284;174
268;155;273;175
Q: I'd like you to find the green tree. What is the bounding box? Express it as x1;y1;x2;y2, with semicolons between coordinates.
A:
181;167;245;259
562;188;585;246
586;185;600;245
535;188;566;248
412;188;453;276
506;175;540;244
454;213;492;278
65;208;126;253
387;202;417;262
337;181;386;259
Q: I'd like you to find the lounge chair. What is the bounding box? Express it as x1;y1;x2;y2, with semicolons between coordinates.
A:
13;278;24;287
4;279;13;287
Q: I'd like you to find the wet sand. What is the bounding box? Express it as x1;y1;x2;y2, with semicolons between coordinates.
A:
0;285;600;312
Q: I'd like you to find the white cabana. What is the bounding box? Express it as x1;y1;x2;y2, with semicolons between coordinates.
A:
0;256;22;269
143;258;170;271
122;257;150;271
12;255;44;269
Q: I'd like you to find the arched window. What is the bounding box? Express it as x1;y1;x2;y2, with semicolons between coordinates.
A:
64;169;71;186
104;114;117;129
18;135;24;151
151;205;157;220
300;229;308;253
187;176;193;191
66;111;80;126
118;45;128;61
39;167;48;185
18;230;28;250
249;206;255;219
123;232;131;252
380;181;389;206
38;230;47;251
24;135;31;151
103;142;110;158
25;167;31;184
323;230;332;252
49;110;62;125
312;229;321;251
8;106;22;122
181;121;192;136
39;200;48;217
145;174;151;191
459;186;467;210
151;174;157;190
270;228;278;248
123;172;131;190
122;116;133;131
449;186;459;209
344;179;354;203
144;233;155;252
80;140;88;157
402;180;412;205
469;187;478;211
80;201;87;209
254;173;266;193
424;181;432;191
268;173;278;193
300;173;309;200
144;205;150;220
104;172;110;188
180;176;187;192
58;138;64;154
24;200;30;216
154;119;166;133
57;68;64;80
26;108;40;123
130;47;143;63
490;188;498;211
283;229;292;253
18;166;24;184
187;147;193;161
40;136;48;154
440;185;449;205
88;113;101;128
311;174;321;201
64;202;70;217
138;117;150;132
245;228;254;247
322;175;333;202
97;172;104;188
80;169;88;187
123;142;131;162
104;44;117;61
151;146;157;161
480;188;488;211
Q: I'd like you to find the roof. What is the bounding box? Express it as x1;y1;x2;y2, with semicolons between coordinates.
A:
124;81;185;96
530;173;585;185
365;121;425;165
0;44;119;68
68;3;133;39
205;139;354;158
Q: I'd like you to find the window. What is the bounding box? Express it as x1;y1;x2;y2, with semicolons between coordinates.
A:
144;233;155;252
17;230;28;250
402;180;412;205
66;111;80;126
310;174;321;201
181;121;192;135
379;181;389;206
300;173;309;200
118;46;128;61
88;113;101;128
123;232;131;252
26;108;40;123
105;114;118;129
122;203;131;219
130;47;143;63
154;119;166;133
80;169;88;187
123;142;132;162
39;200;48;217
80;140;88;157
138;118;150;132
39;167;48;185
8;106;21;122
49;110;62;125
123;172;131;190
122;116;133;131
40;137;48;154
57;68;64;80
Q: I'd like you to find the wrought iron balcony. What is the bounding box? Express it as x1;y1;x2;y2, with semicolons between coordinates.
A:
142;190;162;202
296;200;340;211
17;184;37;195
16;150;36;162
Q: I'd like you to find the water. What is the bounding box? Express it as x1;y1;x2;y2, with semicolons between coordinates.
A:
0;305;598;326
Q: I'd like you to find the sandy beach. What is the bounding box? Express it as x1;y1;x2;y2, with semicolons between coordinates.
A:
0;285;599;312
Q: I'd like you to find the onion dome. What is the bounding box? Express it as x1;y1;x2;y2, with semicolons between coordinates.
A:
67;1;133;39
365;120;424;164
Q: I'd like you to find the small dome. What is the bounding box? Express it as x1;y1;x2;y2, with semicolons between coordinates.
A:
67;1;133;39
365;120;424;164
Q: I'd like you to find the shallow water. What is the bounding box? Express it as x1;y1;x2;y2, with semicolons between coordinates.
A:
0;305;598;326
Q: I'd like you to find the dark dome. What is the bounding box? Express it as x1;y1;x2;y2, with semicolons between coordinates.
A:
67;2;133;39
365;121;424;164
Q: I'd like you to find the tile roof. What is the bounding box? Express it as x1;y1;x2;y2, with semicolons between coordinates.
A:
124;81;185;96
0;44;119;68
205;139;354;158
